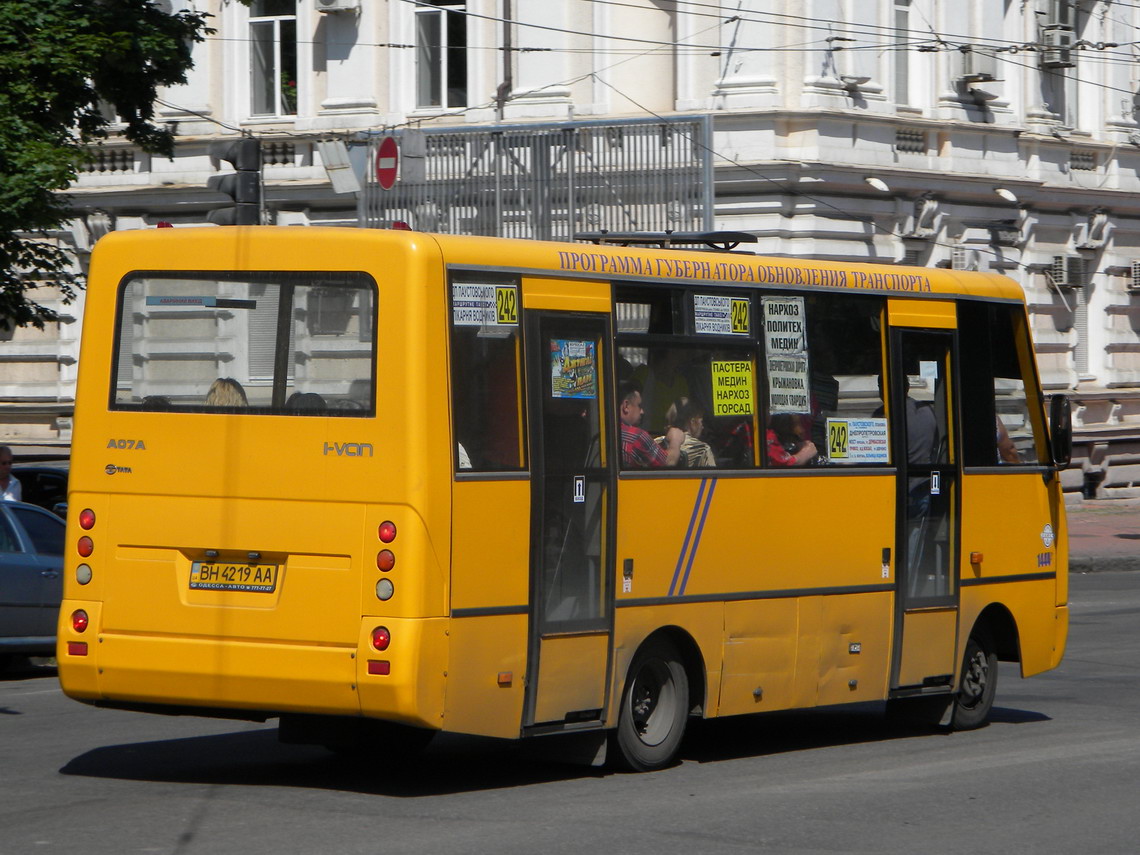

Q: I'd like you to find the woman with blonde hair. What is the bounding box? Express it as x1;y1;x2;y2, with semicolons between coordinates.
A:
205;378;248;407
662;397;716;469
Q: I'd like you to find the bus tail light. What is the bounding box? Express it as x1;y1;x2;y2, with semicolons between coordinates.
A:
71;610;89;633
77;536;94;558
371;626;391;651
376;549;395;572
378;521;396;543
375;578;394;601
78;508;96;530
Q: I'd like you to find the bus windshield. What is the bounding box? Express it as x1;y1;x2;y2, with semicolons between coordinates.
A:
111;270;377;416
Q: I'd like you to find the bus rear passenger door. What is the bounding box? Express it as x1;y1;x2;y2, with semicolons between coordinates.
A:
888;319;961;694
522;312;616;731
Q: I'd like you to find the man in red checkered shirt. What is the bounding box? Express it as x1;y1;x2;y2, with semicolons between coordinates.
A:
619;380;683;469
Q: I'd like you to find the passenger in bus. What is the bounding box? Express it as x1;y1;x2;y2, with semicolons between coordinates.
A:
205;378;247;407
285;391;327;414
996;417;1021;464
765;413;819;466
662;397;716;469
619;379;683;468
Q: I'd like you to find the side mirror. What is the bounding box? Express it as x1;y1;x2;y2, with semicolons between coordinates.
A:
1049;394;1072;468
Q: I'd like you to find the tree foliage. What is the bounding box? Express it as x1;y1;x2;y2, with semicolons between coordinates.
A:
0;0;211;330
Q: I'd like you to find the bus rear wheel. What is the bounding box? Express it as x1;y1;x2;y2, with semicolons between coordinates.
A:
949;631;998;731
612;638;689;772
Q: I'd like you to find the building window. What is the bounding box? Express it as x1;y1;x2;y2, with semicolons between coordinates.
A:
416;1;468;109
250;0;297;117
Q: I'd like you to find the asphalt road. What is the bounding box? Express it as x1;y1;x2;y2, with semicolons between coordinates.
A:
2;570;1138;855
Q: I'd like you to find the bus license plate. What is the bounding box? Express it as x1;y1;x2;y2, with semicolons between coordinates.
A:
190;561;278;593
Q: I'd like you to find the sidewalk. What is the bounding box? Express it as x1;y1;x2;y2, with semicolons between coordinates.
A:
1066;497;1140;573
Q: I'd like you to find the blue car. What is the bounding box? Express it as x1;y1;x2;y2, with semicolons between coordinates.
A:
0;501;65;664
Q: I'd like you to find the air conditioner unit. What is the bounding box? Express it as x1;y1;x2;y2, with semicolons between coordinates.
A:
1042;27;1076;68
958;48;997;83
1129;260;1140;293
316;0;359;12
1050;255;1085;289
952;245;979;271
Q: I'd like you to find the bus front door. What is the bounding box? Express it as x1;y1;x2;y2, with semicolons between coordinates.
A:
888;325;962;694
522;312;616;730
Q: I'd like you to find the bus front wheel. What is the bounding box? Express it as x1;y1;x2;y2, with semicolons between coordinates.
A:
949;631;998;730
612;637;689;772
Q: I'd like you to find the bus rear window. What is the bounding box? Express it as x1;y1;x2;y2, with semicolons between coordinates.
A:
111;271;377;416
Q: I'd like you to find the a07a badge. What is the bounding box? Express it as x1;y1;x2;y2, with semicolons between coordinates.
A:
107;438;147;450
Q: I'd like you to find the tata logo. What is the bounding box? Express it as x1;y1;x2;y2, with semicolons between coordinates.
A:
105;464;133;475
106;438;146;450
323;442;374;457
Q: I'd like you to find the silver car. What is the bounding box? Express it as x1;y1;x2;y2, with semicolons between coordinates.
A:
0;501;64;665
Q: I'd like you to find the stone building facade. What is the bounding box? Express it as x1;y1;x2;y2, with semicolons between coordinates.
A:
6;0;1140;493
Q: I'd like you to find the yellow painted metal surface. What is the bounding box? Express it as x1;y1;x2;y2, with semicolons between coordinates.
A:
533;633;609;724
897;609;958;686
443;614;528;738
959;472;1066;677
887;298;957;329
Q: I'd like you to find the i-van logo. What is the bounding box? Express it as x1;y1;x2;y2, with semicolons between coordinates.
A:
323;442;374;457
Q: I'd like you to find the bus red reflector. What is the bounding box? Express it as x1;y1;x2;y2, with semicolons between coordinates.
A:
68;642;88;656
367;660;390;676
371;626;391;651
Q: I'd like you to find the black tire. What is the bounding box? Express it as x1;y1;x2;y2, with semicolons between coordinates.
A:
949;632;998;730
612;637;689;772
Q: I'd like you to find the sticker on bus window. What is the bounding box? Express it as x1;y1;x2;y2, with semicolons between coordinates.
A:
767;354;810;414
761;296;806;354
144;296;257;309
694;295;750;335
452;284;519;327
551;339;597;399
710;360;754;416
826;417;889;463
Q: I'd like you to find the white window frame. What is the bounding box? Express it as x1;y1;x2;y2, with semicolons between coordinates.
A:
249;1;298;118
415;0;469;109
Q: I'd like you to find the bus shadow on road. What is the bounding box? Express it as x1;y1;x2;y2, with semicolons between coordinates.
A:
678;702;1051;764
58;727;608;796
58;703;1052;794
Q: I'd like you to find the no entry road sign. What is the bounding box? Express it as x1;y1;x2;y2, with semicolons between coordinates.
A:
376;136;399;191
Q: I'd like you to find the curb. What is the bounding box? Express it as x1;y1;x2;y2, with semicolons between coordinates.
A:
1069;555;1140;573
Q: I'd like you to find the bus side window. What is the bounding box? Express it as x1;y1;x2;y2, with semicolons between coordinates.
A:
959;301;1042;466
762;294;886;467
449;291;526;473
618;344;758;470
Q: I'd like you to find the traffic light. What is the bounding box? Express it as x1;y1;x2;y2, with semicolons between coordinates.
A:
207;138;262;226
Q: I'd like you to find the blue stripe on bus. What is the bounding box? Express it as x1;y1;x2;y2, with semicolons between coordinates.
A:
678;478;717;596
668;479;708;597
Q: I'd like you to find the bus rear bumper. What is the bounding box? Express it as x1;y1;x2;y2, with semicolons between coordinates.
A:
58;603;448;727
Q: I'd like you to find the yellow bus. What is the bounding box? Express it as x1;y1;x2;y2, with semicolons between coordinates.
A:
58;226;1071;771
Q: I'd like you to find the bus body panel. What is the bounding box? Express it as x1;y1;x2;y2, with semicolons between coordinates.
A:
959;471;1067;677
61;227;457;726
443;614;528;738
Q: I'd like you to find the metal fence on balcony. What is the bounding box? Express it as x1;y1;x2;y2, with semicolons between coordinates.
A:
360;116;712;241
